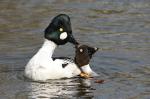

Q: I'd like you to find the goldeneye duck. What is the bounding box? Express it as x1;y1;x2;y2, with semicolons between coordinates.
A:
24;14;81;81
74;45;99;78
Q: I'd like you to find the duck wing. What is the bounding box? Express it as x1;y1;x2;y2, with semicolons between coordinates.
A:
52;57;75;68
52;57;74;63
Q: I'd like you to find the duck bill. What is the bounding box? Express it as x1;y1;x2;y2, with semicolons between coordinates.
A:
68;34;79;45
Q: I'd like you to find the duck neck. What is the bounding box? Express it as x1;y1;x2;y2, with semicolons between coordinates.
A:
39;39;57;58
81;64;92;74
81;64;98;76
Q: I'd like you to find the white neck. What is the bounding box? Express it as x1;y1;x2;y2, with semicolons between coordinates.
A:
38;39;57;58
81;64;92;74
81;64;98;76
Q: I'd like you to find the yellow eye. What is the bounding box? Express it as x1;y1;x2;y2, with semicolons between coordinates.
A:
79;49;83;52
59;28;63;32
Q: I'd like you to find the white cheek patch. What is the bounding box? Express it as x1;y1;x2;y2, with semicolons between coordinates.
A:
60;32;68;40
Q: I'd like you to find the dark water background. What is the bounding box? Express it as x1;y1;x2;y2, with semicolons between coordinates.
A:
0;0;150;99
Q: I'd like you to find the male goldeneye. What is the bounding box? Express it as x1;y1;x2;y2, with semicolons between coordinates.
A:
74;45;99;78
24;14;81;81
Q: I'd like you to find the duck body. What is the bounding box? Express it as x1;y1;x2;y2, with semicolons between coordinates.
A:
25;14;80;81
25;39;81;81
24;14;99;81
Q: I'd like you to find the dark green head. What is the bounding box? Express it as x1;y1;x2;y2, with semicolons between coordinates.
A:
44;14;78;45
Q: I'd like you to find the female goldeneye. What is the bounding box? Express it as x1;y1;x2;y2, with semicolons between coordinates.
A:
24;14;81;81
74;45;99;78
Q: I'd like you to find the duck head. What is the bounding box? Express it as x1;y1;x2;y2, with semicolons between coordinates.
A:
75;45;99;77
75;45;99;67
44;14;78;45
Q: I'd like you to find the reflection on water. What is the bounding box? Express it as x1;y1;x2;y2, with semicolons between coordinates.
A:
15;77;94;99
28;79;93;99
0;0;150;99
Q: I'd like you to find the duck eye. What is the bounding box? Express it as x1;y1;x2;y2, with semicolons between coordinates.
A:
79;48;83;52
94;47;98;51
59;28;63;32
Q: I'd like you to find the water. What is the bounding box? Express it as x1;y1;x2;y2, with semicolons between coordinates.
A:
0;0;150;99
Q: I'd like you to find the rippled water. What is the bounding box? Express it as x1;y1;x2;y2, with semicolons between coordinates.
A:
0;0;150;99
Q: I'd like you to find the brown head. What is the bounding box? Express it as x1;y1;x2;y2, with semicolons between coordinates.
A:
74;45;99;68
